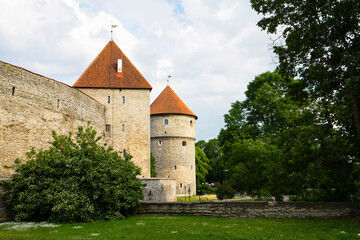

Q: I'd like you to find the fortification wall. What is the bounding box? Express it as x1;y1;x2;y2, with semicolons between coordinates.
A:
0;61;106;177
151;114;196;195
78;88;151;177
135;201;360;219
140;178;177;202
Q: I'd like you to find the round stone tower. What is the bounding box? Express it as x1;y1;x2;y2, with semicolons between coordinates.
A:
150;86;197;196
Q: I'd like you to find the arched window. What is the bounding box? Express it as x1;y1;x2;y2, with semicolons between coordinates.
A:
122;124;125;131
122;96;125;104
174;165;177;170
164;119;169;125
107;96;110;103
158;140;162;146
190;120;193;126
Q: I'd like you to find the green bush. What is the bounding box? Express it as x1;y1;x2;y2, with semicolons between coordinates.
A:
215;181;236;200
3;124;144;222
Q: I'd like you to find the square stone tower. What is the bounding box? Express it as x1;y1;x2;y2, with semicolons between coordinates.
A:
73;40;152;177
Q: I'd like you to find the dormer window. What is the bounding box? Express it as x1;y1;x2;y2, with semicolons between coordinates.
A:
117;59;123;77
118;59;122;72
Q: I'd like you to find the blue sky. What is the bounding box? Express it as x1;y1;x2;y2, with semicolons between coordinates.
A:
0;0;276;141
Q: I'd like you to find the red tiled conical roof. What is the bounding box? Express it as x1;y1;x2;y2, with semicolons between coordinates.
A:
73;41;152;89
151;86;197;119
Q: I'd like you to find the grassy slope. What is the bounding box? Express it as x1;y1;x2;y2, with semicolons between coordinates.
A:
0;215;359;240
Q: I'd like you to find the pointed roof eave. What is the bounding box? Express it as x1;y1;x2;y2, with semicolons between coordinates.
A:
73;40;152;90
150;85;197;119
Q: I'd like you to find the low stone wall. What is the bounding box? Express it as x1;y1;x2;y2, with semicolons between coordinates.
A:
134;201;360;218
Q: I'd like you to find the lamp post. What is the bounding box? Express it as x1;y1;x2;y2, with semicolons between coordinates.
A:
184;186;187;202
188;186;191;202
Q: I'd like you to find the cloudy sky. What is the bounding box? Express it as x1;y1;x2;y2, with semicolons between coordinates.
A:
0;0;276;141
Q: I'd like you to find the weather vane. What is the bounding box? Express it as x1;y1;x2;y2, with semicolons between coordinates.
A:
167;75;171;85
111;24;118;41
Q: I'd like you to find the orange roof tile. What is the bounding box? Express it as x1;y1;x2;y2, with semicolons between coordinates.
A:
73;41;152;89
150;86;197;119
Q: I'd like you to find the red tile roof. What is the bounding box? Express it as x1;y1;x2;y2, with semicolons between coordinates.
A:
73;41;152;89
150;86;197;119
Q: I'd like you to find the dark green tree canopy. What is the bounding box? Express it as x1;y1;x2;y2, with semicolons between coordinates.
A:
219;71;360;201
251;0;360;144
4;124;144;222
195;146;211;191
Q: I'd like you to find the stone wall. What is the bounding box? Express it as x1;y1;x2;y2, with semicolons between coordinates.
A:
140;178;177;202
78;88;151;177
134;201;360;218
151;114;196;195
0;61;106;177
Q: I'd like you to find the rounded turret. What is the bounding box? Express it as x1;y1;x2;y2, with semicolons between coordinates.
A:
150;86;197;196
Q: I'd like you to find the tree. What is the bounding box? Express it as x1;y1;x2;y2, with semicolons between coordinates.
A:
250;0;360;155
195;146;211;194
214;181;236;200
196;139;225;184
4;124;144;222
219;71;360;201
150;152;157;177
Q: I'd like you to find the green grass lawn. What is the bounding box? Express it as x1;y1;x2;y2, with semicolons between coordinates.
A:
0;215;359;240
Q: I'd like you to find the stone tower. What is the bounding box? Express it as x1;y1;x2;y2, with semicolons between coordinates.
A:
150;86;197;196
73;40;152;177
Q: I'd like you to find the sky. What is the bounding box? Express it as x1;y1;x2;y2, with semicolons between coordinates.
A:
0;0;276;141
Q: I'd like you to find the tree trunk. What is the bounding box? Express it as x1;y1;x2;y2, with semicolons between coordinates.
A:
348;86;360;142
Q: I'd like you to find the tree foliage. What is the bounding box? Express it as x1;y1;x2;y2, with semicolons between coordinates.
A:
4;124;144;222
196;139;225;185
195;146;211;193
219;71;360;201
250;0;360;152
150;152;157;177
214;181;236;201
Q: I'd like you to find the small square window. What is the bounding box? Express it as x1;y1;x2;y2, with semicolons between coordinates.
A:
105;124;111;132
182;141;187;146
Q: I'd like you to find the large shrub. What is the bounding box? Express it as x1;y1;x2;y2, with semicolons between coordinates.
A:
3;124;144;222
215;181;236;200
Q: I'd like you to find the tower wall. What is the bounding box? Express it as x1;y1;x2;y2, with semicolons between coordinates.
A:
151;114;196;195
78;88;151;177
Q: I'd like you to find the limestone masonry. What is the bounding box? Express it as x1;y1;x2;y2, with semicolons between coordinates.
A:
0;40;197;200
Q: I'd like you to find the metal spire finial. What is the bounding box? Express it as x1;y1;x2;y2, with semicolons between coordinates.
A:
167;75;171;85
111;24;118;41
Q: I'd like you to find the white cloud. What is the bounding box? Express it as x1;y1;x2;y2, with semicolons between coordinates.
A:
0;0;276;140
